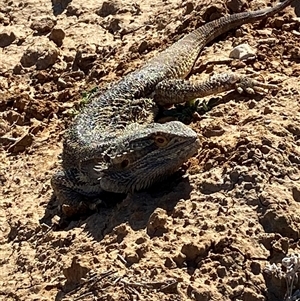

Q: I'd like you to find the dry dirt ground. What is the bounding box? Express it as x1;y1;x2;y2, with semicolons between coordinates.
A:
1;0;300;300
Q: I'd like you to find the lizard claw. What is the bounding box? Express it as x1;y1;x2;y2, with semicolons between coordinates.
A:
87;198;104;211
235;77;278;94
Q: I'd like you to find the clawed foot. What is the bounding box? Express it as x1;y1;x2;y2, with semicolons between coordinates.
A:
235;76;278;94
60;198;104;217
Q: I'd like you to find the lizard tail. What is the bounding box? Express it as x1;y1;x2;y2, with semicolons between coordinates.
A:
152;0;294;79
191;0;294;46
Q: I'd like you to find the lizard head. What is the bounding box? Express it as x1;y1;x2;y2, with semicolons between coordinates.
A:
96;121;200;193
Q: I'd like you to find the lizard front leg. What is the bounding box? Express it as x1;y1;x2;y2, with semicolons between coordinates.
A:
154;72;277;106
51;169;103;217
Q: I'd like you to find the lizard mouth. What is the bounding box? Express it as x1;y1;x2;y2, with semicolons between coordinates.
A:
100;135;200;193
155;133;199;158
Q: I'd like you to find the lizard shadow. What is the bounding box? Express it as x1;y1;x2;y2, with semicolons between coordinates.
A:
82;170;193;241
201;90;269;113
158;90;268;125
41;169;193;241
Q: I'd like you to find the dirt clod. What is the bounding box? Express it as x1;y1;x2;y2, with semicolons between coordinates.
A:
20;37;59;69
97;1;120;17
0;29;16;47
30;17;57;34
49;28;66;47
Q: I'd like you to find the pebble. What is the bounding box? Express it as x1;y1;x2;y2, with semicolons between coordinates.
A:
227;0;246;13
138;40;148;54
124;251;140;265
0;12;9;25
97;1;119;17
0;30;16;47
202;4;223;22
184;2;194;15
103;17;121;34
263;106;273;114
272;16;284;29
66;4;83;17
247;100;257;109
229;43;256;60
147;208;168;237
49;28;65;47
292;30;300;37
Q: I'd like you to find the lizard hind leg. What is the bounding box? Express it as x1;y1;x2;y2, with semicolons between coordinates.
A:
154;72;278;106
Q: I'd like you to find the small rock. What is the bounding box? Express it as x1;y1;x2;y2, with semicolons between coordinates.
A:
34;70;51;83
230;60;246;68
292;187;300;203
49;28;65;47
271;16;285;29
135;236;146;244
193;289;212;301
244;182;254;190
20;37;59;69
164;257;177;268
97;1;119;17
181;242;208;262
290;47;300;60
12;63;24;75
292;30;300;37
202;4;224;22
63;54;75;62
138;41;148;54
66;4;83;16
147;208;168;237
184;2;194;15
261;145;270;154
227;0;246;13
106;18;121;34
216;266;227;278
229;43;256;60
263;106;273;114
124;251;140;265
247;99;257;109
72;44;97;73
0;30;16;47
260;209;299;240
57;77;68;89
256;29;273;36
0;12;9;25
202;125;225;137
235;28;243;38
30;17;56;34
173;252;186;268
250;261;261;275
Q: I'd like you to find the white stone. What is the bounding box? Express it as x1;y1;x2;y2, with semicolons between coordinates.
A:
229;43;256;60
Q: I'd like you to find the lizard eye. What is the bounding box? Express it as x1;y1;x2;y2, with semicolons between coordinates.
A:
154;135;168;147
121;159;130;168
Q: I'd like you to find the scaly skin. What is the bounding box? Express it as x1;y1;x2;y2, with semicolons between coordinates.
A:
52;0;294;215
